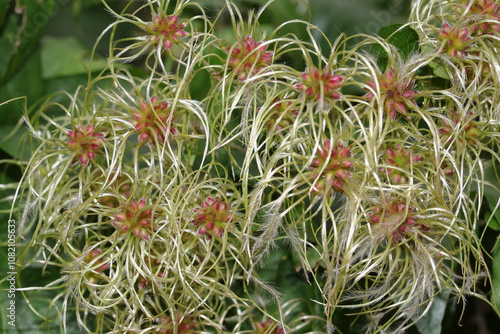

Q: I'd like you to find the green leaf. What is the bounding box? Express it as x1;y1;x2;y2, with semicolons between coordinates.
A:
0;124;30;160
0;49;43;160
377;24;420;58
0;14;20;83
72;0;103;16
0;267;85;333
189;68;211;101
415;289;451;334
40;36;109;79
0;0;55;84
428;59;451;80
256;245;318;316
0;48;43;110
485;200;500;231
422;45;450;80
482;160;500;230
371;23;419;71
0;0;11;26
492;244;500;313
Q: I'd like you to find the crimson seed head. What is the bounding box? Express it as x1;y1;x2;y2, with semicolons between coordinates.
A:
145;14;187;51
133;96;177;146
378;144;423;184
296;66;343;101
454;0;500;36
368;200;429;243
437;22;472;58
365;67;418;120
112;199;157;241
66;124;105;165
309;140;354;195
192;196;232;239
225;36;274;81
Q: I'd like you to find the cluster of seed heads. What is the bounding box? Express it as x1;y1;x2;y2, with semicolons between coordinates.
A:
11;0;500;333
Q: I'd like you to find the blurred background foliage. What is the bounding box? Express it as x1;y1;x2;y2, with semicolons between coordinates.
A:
1;0;500;333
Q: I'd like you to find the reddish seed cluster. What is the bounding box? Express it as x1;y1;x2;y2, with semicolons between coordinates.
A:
366;67;418;120
296;66;343;101
262;98;298;131
156;315;197;334
437;22;472;58
226;36;274;81
309;140;354;195
133;96;177;146
66;124;105;165
254;319;285;334
454;0;500;36
146;14;187;51
82;246;109;284
439;110;483;148
112;199;157;241
369;201;429;243
192;196;232;239
379;144;422;184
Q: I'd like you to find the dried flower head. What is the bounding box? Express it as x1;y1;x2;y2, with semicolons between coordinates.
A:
112;199;158;241
454;0;500;36
365;66;418;120
369;200;429;243
225;36;274;81
133;96;177;146
145;14;187;51
308;140;354;195
192;196;232;239
379;144;423;184
66;124;105;165
296;66;343;101
437;22;472;58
